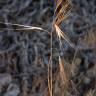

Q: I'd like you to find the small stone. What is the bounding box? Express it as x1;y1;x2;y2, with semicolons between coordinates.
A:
83;77;91;85
74;58;81;66
0;73;12;92
4;84;20;96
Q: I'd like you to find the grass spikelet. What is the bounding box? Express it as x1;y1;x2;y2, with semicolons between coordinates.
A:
59;56;69;96
59;56;68;85
53;0;72;47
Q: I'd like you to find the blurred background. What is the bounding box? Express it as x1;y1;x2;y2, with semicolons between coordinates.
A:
0;0;96;96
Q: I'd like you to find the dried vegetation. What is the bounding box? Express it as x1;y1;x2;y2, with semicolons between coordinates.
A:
0;0;96;96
